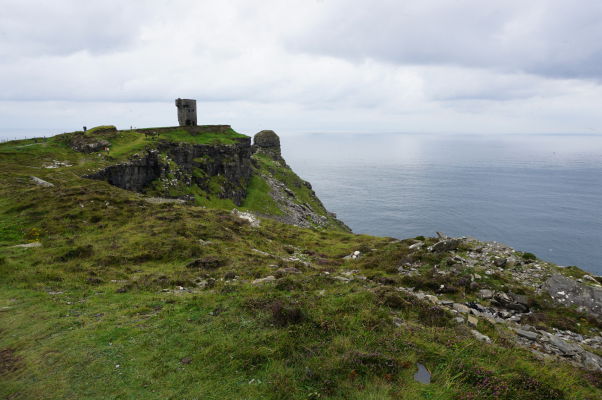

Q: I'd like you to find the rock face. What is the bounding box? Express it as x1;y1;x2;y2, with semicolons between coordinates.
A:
258;172;331;228
544;274;602;319
87;137;252;205
86;151;163;192
86;127;347;230
252;130;282;160
157;139;252;204
67;127;116;153
69;135;110;153
250;130;350;231
491;292;529;313
429;238;463;253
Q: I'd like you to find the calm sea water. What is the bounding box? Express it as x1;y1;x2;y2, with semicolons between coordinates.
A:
283;133;602;276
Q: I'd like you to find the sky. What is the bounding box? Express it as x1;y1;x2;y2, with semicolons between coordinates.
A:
1;0;602;139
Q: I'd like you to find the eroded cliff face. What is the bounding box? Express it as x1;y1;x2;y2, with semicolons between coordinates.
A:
85;151;163;192
250;130;351;232
86;137;252;205
156;139;252;204
84;128;348;231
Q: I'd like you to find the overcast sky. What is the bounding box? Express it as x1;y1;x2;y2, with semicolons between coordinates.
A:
1;0;602;139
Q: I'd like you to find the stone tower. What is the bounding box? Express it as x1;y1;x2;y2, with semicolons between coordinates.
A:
175;98;197;126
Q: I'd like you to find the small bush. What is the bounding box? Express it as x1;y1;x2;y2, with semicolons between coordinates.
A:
454;363;565;400
59;244;94;261
275;277;304;291
343;350;404;375
417;305;452;327
0;348;22;375
25;227;42;241
375;288;412;309
270;301;305;326
522;252;537;261
583;370;602;389
186;257;225;269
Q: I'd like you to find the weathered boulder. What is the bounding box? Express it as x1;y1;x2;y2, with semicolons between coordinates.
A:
31;176;54;187
252;130;282;160
13;242;42;248
254;130;280;149
69;133;111;153
544;274;602;319
471;329;491;343
453;303;470;314
492;292;529;313
582;351;602;371
516;329;538;341
252;275;276;285
547;334;581;356
429;238;462;253
494;258;507;268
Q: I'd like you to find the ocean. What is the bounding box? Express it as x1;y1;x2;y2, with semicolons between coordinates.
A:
283;133;602;276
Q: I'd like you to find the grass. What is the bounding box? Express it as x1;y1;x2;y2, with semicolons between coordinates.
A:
0;134;601;399
242;175;284;216
87;125;117;134
156;127;247;145
106;130;150;159
252;153;347;230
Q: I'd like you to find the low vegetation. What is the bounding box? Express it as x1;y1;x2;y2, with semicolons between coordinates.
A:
0;129;600;399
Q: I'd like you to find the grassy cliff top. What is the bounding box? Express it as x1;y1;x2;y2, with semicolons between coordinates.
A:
139;125;249;145
0;125;249;171
0;130;601;399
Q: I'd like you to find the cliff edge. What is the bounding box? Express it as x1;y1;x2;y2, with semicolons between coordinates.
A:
64;125;349;231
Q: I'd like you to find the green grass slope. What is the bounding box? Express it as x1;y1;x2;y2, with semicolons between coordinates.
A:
0;134;601;399
246;153;350;231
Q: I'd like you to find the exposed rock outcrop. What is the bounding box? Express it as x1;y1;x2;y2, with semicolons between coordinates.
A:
156;139;252;204
86;137;252;205
31;176;54;187
67;126;116;153
85;127;346;229
259;171;344;229
250;130;350;231
86;150;163;192
70;136;110;153
544;274;602;319
252;130;283;161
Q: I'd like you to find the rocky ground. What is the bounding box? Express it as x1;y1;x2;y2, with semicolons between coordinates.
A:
362;235;602;372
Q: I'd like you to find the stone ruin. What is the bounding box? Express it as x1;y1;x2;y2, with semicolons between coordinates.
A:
175;98;197;126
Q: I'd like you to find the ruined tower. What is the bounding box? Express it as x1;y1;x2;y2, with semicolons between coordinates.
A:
175;98;197;126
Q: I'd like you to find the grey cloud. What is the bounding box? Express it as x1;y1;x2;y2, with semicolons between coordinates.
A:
286;0;602;80
1;0;602;137
0;0;146;57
